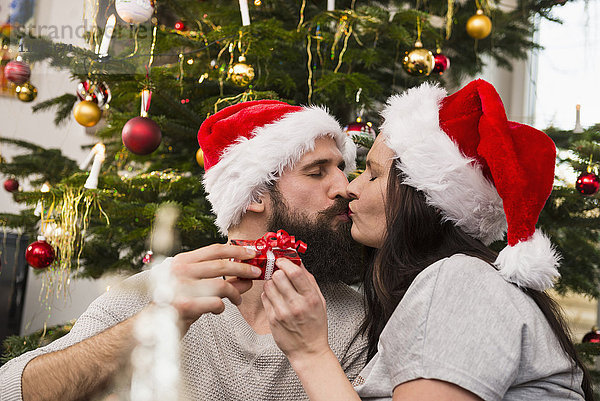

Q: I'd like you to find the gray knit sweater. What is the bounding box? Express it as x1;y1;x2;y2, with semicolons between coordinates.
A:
0;258;368;401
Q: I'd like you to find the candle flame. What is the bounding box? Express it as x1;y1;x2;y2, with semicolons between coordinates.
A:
93;143;106;156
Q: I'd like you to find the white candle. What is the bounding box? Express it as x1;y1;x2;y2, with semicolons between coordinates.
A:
79;145;97;170
84;143;106;189
98;14;116;57
574;104;583;133
327;0;335;11
34;182;51;217
239;0;251;26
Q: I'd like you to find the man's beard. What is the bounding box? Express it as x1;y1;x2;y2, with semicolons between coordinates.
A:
267;188;364;285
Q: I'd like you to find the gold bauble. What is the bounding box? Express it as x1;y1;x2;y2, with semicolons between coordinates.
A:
15;82;37;103
402;42;434;77
196;148;204;167
466;10;492;39
228;56;255;87
73;100;102;127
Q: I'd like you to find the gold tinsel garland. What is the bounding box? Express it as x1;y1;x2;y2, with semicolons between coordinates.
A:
38;187;109;306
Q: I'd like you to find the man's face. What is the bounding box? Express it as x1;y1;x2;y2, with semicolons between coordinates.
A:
272;136;351;227
266;136;363;284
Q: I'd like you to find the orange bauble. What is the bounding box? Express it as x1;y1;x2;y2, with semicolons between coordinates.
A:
466;10;492;39
74;99;102;127
196;148;204;167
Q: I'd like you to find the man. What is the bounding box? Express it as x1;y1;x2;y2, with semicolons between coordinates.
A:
0;100;367;400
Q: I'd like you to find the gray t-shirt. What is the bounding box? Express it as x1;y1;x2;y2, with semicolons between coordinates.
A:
353;254;585;401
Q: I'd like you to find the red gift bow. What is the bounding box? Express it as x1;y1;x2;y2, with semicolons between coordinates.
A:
253;230;308;254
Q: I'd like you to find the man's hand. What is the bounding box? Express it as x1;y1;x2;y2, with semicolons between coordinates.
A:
170;243;262;330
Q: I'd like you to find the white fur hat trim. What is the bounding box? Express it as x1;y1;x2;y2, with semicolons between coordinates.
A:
495;229;560;291
380;82;507;245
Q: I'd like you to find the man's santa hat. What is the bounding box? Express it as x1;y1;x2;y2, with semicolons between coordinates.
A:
380;79;559;291
198;100;356;235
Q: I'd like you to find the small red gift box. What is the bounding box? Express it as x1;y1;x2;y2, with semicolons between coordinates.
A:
230;230;307;280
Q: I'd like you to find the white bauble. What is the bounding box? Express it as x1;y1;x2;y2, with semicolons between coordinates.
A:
116;0;155;24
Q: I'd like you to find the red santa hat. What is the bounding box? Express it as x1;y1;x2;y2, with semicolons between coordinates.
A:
198;100;356;235
380;79;559;291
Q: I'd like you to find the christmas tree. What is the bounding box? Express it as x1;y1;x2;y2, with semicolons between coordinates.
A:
0;0;592;298
539;124;600;297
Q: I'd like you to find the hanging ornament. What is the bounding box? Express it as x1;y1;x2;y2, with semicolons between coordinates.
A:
228;55;255;87
402;41;434;77
25;237;56;269
115;0;155;24
402;17;433;77
344;120;376;142
122;117;162;155
576;171;599;196
15;82;37;102
142;250;154;265
3;178;19;192
582;326;600;343
433;49;450;75
174;20;186;31
466;9;492;39
344;119;376;156
196;148;204;168
5;59;31;85
122;89;162;155
76;80;112;108
73;96;102;127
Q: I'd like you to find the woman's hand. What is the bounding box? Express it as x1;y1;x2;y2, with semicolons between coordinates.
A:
261;258;330;363
262;258;362;401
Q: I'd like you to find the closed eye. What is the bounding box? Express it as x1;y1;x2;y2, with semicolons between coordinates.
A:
307;168;323;177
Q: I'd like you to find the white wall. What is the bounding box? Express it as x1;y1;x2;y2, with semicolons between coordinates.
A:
0;0;116;335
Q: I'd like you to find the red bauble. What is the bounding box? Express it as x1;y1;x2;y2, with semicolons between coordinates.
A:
583;327;600;343
433;53;450;75
25;239;56;269
3;178;19;192
122;116;162;155
5;60;31;85
76;80;112;107
174;20;186;31
576;172;600;196
344;121;376;140
344;121;377;156
142;250;154;264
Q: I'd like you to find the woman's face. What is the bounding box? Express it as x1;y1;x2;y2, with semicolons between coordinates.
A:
347;135;396;248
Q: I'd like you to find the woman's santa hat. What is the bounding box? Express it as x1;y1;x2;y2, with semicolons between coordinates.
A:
381;79;559;291
198;100;356;235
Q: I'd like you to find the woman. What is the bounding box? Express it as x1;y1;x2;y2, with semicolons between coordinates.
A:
261;80;593;401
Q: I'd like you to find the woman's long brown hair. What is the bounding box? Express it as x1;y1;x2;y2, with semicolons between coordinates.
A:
360;163;594;400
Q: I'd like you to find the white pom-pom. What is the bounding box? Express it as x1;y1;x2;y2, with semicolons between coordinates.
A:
495;229;561;291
